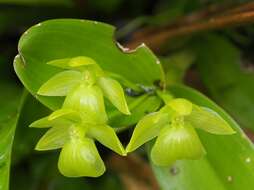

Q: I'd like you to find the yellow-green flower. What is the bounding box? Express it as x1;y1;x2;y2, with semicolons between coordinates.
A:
30;108;125;177
126;98;235;166
31;56;130;177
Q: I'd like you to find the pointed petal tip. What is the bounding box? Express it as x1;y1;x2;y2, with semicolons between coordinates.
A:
119;147;127;156
37;87;45;96
218;128;236;135
117;144;127;156
35;143;44;151
29;123;35;128
125;143;136;154
123;108;131;115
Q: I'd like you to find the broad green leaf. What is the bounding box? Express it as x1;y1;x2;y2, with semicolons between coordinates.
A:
195;34;254;131
12;93;51;164
35;125;70;151
97;77;130;115
151;123;205;166
63;84;107;124
0;79;23;190
126;112;169;153
186;105;235;135
58;138;105;177
87;125;125;156
150;85;254;190
38;70;82;96
14;19;165;112
161;50;195;86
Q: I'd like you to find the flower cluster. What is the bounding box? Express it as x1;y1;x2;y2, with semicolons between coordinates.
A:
126;98;235;166
30;56;130;177
30;56;235;177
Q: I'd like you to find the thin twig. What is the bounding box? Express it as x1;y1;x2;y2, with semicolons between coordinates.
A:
126;3;254;51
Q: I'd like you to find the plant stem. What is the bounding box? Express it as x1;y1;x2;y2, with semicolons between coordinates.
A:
126;2;254;51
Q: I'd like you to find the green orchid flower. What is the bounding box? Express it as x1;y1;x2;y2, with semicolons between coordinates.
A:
126;98;235;166
30;108;125;177
30;56;130;177
38;56;130;115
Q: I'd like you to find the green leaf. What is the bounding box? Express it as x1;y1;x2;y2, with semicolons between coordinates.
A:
58;138;105;177
0;79;23;190
161;50;195;86
14;19;165;112
97;77;130;115
195;34;254;131
126;112;169;153
150;85;254;190
87;125;125;156
35;125;70;151
186;105;235;135
38;70;82;96
12;93;51;164
151;123;205;166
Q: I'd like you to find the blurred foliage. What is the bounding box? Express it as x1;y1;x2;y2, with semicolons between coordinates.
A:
0;60;23;190
194;34;254;131
0;0;73;6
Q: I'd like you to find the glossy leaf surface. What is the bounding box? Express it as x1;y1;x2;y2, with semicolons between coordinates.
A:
14;19;164;112
195;35;254;131
0;79;23;190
